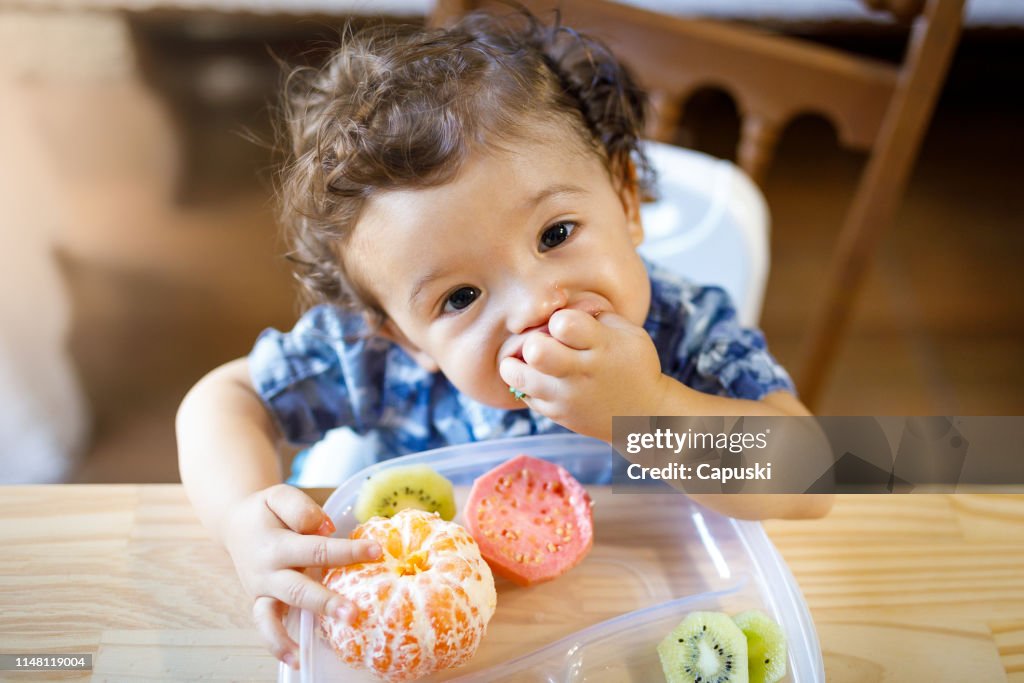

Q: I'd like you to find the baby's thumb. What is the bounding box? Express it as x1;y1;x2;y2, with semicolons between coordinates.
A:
595;311;634;331
265;483;335;536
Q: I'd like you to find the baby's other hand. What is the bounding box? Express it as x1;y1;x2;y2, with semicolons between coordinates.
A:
499;308;666;441
222;484;382;668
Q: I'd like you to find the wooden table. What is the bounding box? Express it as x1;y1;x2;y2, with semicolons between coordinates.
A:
1;486;1022;681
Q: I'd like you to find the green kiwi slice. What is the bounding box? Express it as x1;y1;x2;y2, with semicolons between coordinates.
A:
732;610;787;683
353;464;456;524
657;611;748;683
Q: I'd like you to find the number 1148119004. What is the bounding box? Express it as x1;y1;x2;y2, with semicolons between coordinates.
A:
1;655;92;671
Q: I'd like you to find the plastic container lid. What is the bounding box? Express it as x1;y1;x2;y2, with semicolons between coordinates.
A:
280;434;823;682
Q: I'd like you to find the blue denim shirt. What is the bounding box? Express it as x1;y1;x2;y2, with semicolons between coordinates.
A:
249;260;795;475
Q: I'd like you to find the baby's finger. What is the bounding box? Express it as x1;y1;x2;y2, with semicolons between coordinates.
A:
521;333;578;378
252;596;298;668
268;569;361;624
548;308;603;350
499;356;559;401
265;484;334;535
274;533;382;570
595;311;640;332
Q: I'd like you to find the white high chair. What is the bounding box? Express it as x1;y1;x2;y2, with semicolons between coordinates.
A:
292;141;768;487
638;140;769;327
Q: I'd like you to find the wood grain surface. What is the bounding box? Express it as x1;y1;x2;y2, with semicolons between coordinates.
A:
1;486;1022;681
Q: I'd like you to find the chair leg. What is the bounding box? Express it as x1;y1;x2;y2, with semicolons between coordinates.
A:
797;0;966;409
796;188;883;410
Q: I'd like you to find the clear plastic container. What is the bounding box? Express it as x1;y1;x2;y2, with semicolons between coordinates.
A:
280;434;824;682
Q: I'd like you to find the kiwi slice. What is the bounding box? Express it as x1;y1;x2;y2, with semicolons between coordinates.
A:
353;464;456;523
657;611;748;683
732;610;786;683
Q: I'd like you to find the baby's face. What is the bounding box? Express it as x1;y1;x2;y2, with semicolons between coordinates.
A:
346;131;651;410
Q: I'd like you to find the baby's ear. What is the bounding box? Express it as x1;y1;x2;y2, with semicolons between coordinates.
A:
616;158;644;248
376;318;440;373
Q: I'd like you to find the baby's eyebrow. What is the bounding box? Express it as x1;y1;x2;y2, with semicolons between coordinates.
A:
409;268;451;309
522;183;588;212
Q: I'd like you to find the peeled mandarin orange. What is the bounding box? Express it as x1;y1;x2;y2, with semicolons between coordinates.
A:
321;508;497;682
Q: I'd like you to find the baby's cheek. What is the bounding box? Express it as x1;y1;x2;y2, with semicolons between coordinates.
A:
439;355;505;406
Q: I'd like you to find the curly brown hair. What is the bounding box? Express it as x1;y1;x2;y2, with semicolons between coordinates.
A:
277;8;653;323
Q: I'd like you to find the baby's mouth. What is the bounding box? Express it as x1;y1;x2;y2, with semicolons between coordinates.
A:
568;296;607;320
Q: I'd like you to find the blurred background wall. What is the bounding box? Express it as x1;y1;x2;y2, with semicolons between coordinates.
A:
0;2;1021;483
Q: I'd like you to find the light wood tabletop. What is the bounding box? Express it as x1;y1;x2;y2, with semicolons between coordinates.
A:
1;486;1022;681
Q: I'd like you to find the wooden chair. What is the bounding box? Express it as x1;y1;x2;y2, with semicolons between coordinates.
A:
431;0;965;410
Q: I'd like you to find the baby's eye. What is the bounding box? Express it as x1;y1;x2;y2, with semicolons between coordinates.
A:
443;286;480;314
539;221;577;251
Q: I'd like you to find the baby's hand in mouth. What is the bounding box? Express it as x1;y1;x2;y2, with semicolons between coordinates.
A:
508;324;550;363
501;307;614;402
499;306;664;441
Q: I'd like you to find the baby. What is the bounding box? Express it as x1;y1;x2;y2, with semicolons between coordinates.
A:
177;9;831;668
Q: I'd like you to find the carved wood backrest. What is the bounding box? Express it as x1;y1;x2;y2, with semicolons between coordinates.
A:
434;0;957;181
431;0;965;407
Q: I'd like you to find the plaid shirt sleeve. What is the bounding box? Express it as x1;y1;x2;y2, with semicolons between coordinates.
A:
248;305;395;445
645;264;796;401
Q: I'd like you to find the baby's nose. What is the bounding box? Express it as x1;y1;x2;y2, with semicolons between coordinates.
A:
509;280;568;333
